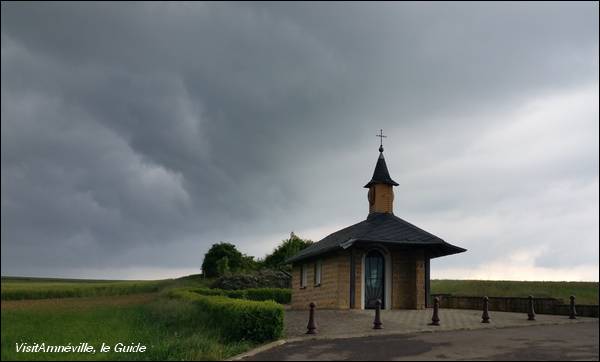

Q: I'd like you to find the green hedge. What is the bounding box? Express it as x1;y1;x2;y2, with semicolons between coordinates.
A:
245;288;291;304
190;287;291;304
211;270;291;290
167;289;284;342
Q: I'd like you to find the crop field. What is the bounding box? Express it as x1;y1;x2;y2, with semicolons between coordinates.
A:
1;277;167;301
431;279;599;305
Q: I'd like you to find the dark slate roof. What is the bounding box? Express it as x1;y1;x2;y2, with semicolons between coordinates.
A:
287;212;466;263
364;151;399;188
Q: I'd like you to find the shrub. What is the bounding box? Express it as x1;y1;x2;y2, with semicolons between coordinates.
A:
190;287;291;304
245;288;291;304
188;287;247;299
211;269;291;290
167;289;284;342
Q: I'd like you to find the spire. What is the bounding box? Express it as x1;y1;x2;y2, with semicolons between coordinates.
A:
364;130;398;188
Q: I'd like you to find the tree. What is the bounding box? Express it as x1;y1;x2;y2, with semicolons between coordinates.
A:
202;242;244;278
240;254;261;272
216;256;230;276
263;232;313;270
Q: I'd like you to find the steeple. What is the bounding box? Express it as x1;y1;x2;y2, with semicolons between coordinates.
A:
365;130;398;214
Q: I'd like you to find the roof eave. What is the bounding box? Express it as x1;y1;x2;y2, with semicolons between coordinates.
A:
363;180;399;188
286;245;341;264
287;239;466;264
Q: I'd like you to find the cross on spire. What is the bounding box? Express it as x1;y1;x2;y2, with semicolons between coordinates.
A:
376;129;387;152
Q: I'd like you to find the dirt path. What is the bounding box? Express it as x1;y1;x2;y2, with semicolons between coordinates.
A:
1;293;159;311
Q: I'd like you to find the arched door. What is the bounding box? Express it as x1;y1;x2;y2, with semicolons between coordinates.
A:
364;250;385;309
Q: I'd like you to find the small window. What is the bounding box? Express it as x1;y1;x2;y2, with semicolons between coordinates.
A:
300;264;308;288
314;260;322;286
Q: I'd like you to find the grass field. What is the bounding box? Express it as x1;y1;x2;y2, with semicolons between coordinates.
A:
1;293;254;361
0;277;168;301
1;276;597;360
431;279;599;305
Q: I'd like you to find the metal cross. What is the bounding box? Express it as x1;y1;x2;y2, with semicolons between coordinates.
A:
376;129;387;147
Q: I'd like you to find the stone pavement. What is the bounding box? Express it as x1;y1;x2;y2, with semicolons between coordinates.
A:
242;321;599;361
284;308;597;339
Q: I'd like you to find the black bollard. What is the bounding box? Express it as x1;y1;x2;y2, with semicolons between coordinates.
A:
527;295;536;321
569;295;577;320
373;299;383;329
430;297;440;326
481;296;490;323
306;302;317;334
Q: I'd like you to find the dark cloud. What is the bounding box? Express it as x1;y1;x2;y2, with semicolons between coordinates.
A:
1;2;598;279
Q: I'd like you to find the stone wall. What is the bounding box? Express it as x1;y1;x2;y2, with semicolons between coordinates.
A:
369;184;394;213
432;294;599;318
391;249;425;309
291;246;428;310
291;252;347;309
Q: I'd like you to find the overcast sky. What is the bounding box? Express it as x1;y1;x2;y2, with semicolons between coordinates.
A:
1;2;598;281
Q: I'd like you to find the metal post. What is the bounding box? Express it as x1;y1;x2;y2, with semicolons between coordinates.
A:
306;302;317;334
430;297;440;326
481;296;490;323
373;299;383;329
527;295;536;321
569;295;577;320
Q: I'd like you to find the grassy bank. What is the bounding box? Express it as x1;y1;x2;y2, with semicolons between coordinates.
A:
0;275;215;301
1;294;254;361
1;278;166;301
431;279;599;305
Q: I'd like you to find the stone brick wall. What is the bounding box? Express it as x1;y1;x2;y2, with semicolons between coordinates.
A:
352;249;362;309
337;252;351;308
369;184;394;214
391;249;425;309
291;252;348;309
291;246;427;310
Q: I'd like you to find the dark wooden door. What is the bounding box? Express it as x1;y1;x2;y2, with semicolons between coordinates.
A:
365;250;385;309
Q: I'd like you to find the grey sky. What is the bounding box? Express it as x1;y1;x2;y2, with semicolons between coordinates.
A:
1;2;598;280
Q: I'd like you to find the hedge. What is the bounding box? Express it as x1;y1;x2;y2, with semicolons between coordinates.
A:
190;287;291;304
245;288;291;304
167;289;284;342
188;287;245;298
211;270;291;290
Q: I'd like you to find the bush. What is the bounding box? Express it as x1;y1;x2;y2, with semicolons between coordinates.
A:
190;287;291;304
188;287;247;299
211;269;291;290
245;288;291;304
167;289;284;342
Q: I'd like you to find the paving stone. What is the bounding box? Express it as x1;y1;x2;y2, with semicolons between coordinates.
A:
284;308;596;340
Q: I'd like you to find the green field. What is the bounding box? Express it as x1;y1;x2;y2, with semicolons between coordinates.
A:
2;276;598;361
431;279;599;305
1;277;167;301
1;295;253;361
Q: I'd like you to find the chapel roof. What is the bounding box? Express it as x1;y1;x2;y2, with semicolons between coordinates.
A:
287;212;466;263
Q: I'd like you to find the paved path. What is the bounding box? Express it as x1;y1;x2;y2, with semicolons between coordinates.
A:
244;321;599;360
284;308;597;339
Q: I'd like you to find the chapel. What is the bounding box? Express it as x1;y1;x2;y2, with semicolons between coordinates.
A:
288;133;466;309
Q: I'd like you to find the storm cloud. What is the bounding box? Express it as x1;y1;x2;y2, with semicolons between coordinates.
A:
1;2;598;280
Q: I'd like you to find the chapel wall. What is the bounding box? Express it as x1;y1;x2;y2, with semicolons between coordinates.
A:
290;251;347;310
